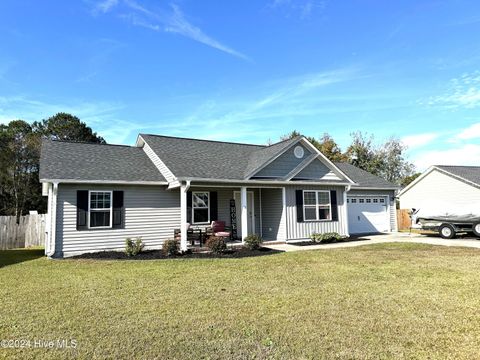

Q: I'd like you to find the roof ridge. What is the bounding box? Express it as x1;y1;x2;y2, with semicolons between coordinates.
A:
140;133;267;147
43;138;135;148
436;165;480;168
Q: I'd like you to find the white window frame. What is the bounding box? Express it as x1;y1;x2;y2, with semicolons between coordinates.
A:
303;190;332;222
192;191;210;225
88;190;113;229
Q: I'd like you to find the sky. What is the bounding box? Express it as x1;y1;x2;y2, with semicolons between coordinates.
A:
1;0;480;170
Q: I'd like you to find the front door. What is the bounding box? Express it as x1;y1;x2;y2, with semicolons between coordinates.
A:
234;191;254;237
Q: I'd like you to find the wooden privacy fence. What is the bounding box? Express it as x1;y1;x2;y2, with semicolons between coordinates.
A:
0;214;46;250
397;209;412;231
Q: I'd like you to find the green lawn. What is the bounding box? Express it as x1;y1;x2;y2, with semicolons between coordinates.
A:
1;244;480;359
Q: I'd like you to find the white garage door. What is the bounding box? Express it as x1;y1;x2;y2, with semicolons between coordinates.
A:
347;196;390;234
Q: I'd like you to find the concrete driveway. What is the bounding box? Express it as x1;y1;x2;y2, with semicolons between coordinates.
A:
264;232;480;252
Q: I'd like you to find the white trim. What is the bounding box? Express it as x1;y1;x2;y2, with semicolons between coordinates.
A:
190;184;284;189
298;138;356;184
343;186;350;237
173;177;354;187
40;179;168;185
397;166;435;197
138;135;176;182
302;190;332;222
191;191;210;225
234;190;255;240
87;190;113;229
180;183;188;251
281;187;287;241
259;188;263;238
351;186;400;191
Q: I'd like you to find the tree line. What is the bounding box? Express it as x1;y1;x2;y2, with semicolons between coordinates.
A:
280;130;420;186
0;113;105;219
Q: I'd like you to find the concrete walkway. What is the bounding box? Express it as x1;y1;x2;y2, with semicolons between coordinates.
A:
264;233;480;252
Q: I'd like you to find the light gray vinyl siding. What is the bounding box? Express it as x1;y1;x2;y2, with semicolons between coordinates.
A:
348;189;396;231
293;159;341;180
253;145;311;178
55;184;180;257
285;185;348;240
260;188;285;241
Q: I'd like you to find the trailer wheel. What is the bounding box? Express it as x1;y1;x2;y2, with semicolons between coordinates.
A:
439;224;456;239
473;223;480;238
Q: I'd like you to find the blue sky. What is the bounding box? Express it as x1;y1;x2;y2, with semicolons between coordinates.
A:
1;0;480;170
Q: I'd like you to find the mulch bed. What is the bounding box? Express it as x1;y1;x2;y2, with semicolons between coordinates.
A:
290;237;370;246
70;246;283;260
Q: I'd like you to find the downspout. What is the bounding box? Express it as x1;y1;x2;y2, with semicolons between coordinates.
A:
46;182;58;258
343;185;351;237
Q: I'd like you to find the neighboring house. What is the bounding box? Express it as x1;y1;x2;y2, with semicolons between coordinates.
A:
399;165;480;211
39;134;398;257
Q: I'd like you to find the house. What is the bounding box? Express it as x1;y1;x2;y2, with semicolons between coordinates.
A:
399;165;480;212
39;134;399;257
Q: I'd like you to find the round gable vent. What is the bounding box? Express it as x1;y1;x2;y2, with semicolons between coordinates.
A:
294;146;305;159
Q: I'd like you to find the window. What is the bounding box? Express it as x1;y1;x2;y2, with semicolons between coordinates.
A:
89;191;112;228
192;192;209;224
359;198;365;203
380;198;385;203
303;190;331;221
351;198;357;203
373;198;378;203
366;198;371;203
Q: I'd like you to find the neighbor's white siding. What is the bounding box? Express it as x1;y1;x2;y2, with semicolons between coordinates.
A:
400;169;480;211
285;185;348;240
55;184;180;257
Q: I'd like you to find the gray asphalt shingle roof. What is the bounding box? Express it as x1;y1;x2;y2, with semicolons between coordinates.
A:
436;165;480;186
334;162;399;189
140;134;299;180
40;139;166;182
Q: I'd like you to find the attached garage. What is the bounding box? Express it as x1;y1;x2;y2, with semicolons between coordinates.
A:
334;162;399;235
347;195;391;234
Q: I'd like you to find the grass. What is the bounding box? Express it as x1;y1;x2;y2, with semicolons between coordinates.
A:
1;244;480;359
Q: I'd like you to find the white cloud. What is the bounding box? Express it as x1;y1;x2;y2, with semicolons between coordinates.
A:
268;0;327;19
96;0;251;61
426;71;480;109
412;144;480;170
456;122;480;140
93;0;119;14
401;132;439;149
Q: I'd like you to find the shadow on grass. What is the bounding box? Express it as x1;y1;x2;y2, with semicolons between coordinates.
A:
290;237;371;247
0;248;44;268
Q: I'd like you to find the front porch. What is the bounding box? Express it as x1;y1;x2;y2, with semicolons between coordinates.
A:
178;184;287;251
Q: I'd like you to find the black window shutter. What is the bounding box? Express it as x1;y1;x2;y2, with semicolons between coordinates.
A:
296;190;304;222
187;191;192;224
77;190;88;230
330;190;338;221
210;191;218;221
113;191;124;228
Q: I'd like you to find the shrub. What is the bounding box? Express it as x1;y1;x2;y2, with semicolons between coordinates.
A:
310;232;344;244
205;236;227;254
162;239;179;256
125;237;144;256
244;234;263;250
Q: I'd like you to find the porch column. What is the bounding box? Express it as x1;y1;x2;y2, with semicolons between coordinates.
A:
240;186;248;242
180;183;188;251
281;187;287;242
